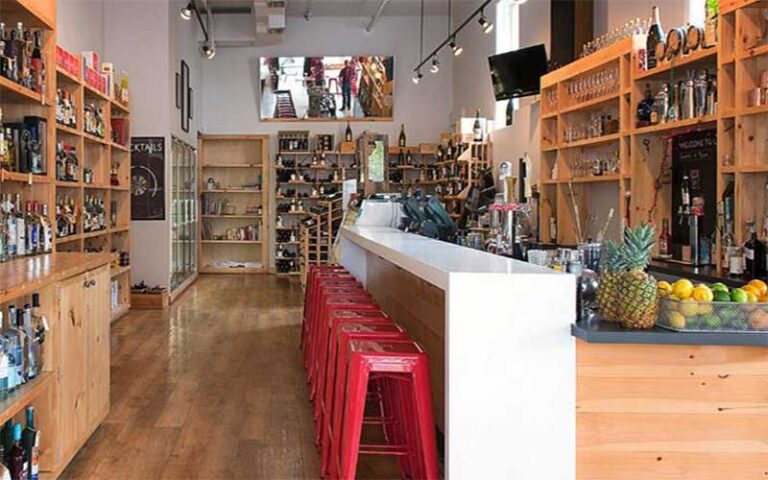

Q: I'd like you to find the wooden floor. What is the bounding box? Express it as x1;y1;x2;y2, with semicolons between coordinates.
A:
61;274;400;480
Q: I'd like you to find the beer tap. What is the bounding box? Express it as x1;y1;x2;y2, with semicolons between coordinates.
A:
677;172;702;265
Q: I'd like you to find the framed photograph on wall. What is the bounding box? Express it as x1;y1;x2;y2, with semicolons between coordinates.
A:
176;72;182;108
181;60;190;132
131;137;166;220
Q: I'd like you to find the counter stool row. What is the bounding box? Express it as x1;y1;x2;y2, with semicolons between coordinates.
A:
302;264;440;480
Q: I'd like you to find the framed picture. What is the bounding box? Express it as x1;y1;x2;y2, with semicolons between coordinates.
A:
181;60;190;132
175;72;182;108
131;137;166;220
188;87;193;120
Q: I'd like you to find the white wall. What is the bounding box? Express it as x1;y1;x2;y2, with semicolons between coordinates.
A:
104;0;173;288
452;0;551;184
201;14;454;144
56;0;104;54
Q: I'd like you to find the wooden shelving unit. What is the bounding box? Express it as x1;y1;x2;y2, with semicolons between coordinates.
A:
198;134;269;273
299;196;343;287
540;0;768;272
274;131;357;276
53;47;132;322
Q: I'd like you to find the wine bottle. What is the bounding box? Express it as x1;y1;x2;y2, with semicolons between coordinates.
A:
473;109;483;142
398;124;406;148
745;220;766;279
646;6;664;70
8;424;25;480
505;99;514;126
345;122;352;142
22;407;38;480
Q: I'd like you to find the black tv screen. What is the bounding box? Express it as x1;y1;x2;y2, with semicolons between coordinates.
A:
488;44;548;101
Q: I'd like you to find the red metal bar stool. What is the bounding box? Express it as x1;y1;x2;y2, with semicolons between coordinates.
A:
329;339;440;480
313;312;396;438
308;294;379;400
303;266;353;346
303;274;359;350
318;320;408;477
305;286;370;374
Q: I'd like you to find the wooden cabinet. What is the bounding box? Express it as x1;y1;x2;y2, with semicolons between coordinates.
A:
86;266;110;427
56;273;88;466
54;264;111;474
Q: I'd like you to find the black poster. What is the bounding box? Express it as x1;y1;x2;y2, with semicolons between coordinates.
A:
671;129;717;249
131;137;165;220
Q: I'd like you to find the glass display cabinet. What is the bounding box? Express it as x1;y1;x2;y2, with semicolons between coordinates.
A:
171;137;198;291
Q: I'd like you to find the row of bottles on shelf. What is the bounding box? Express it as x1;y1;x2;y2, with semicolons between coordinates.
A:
202;197;262;217
0;22;44;94
278;134;310;152
277;198;307;214
277;185;338;199
643;5;716;72
276;152;358;169
82;195;106;233
83;103;105;138
55;89;77;129
636;70;717;127
0;196;52;261
0;298;47;400
0;409;40;480
55;194;77;238
564;110;619;144
0;109;47;175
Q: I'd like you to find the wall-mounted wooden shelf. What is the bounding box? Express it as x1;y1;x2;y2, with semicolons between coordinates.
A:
199;134;269;274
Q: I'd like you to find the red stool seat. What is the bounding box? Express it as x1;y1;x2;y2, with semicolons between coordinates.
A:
330;339;439;480
303;275;359;349
308;294;379;400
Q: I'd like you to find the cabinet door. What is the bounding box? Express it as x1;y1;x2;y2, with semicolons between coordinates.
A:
57;273;88;463
85;265;110;428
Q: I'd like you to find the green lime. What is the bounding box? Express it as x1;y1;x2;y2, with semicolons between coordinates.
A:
701;314;721;329
713;290;731;302
711;282;729;293
731;288;748;303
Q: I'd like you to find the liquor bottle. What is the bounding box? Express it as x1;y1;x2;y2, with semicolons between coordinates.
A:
14;309;27;383
397;149;405;166
21;305;35;380
473;109;483;142
6;196;16;259
0;312;8;401
398;124;406;148
5;306;20;391
30;31;42;95
659;218;672;258
744;219;766;279
637;84;655;125
345;122;353;142
646;6;664;70
8;423;26;480
21;407;37;480
505;99;514;126
14;195;24;257
24;202;37;255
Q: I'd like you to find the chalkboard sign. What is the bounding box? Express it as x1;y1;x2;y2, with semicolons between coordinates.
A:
131;137;166;220
671;129;717;251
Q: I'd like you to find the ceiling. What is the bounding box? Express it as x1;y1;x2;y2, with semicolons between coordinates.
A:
206;0;469;17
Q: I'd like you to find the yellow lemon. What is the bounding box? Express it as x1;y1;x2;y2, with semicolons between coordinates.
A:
672;279;694;300
667;311;686;329
697;303;714;315
657;281;673;298
692;286;714;302
679;299;699;317
747;291;759;303
748;279;768;297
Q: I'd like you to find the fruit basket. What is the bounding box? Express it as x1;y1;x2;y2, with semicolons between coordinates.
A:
657;297;768;333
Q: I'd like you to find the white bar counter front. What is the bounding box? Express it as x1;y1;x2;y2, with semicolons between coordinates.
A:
339;226;577;479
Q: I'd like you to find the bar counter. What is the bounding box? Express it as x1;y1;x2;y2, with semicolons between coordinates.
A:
339;226;577;479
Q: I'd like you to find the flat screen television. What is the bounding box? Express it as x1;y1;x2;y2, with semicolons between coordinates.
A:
488;44;548;101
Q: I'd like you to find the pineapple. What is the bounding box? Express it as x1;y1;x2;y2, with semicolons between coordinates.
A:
616;224;660;329
596;241;623;322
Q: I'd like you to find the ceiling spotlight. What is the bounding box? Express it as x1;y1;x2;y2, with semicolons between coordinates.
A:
450;38;463;57
201;43;216;60
412;71;423;85
180;2;193;20
430;56;440;74
478;11;493;34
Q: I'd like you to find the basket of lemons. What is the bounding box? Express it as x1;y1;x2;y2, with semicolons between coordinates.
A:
657;279;768;332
